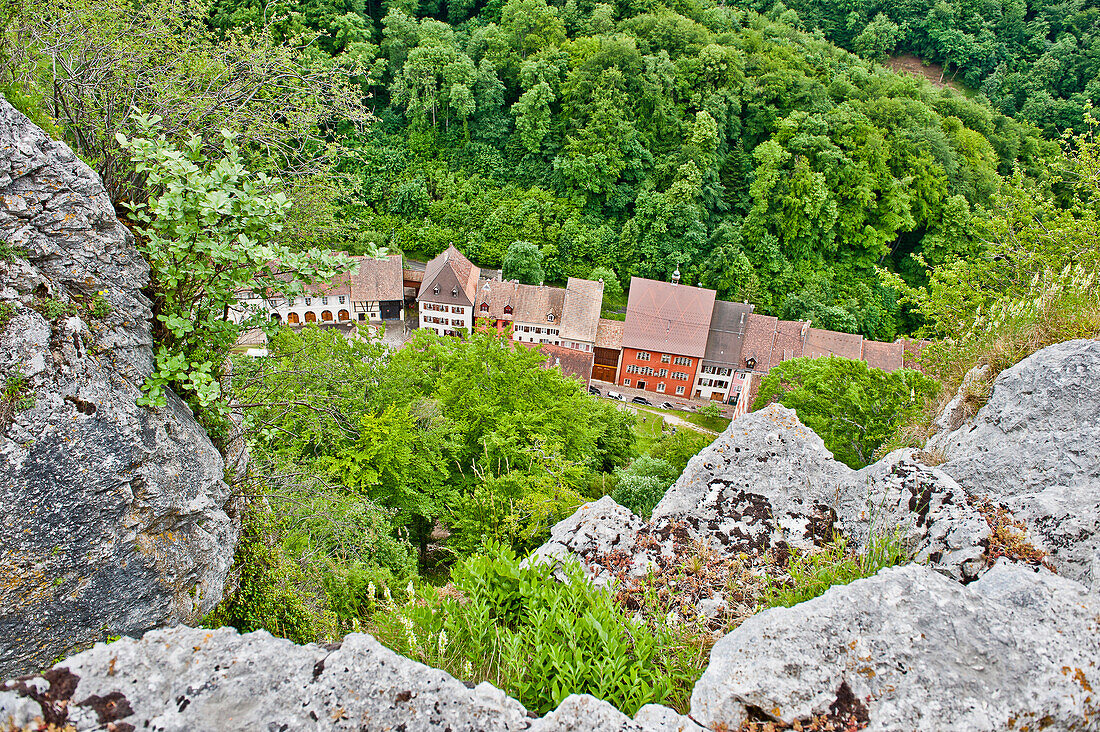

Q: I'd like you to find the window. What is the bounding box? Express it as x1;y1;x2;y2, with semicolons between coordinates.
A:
305;297;312;306
504;305;513;315
322;297;328;305
452;306;462;314
480;302;489;312
624;379;631;386
637;352;650;361
661;354;670;363
547;313;555;322
659;368;668;378
452;287;458;297
338;296;346;304
656;383;666;393
675;386;685;395
673;356;692;366
434;286;439;295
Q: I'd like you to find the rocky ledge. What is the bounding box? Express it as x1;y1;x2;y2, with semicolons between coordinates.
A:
0;99;237;678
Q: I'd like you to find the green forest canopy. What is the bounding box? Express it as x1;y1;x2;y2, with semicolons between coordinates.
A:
5;0;1082;342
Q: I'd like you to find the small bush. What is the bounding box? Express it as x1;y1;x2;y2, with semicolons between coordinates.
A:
648;430;713;474
370;544;705;715
762;532;908;609
203;504;337;644
0;302;16;329
32;298;78;320
697;402;721;419
611;455;678;518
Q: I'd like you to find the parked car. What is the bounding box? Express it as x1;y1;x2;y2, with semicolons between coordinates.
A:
607;390;626;401
659;401;675;410
631;396;652;406
588;386;601;396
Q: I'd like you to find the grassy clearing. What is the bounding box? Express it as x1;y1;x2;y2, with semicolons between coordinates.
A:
632;409;666;455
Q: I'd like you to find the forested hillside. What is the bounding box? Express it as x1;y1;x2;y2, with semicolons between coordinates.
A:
739;0;1100;135
6;0;1077;340
335;3;1056;340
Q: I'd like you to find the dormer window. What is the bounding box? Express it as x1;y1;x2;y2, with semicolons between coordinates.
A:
452;287;458;297
480;302;489;312
547;313;555;322
504;305;513;315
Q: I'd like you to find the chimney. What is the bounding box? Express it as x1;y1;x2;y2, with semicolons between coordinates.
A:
671;269;681;285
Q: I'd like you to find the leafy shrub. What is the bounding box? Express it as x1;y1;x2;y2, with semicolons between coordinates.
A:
370;544;704;715
762;532;908;609
753;357;939;468
204;482;418;640
648;430;714;474
611;455;678;518
203;504;337;644
697;402;721;419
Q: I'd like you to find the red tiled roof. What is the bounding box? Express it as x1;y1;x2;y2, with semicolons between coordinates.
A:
475;280;519;320
862;340;905;372
742;313;778;371
772;320;808;369
513;284;565;325
303;269;352;298
622;277;715;358
538;343;594;384
476;281;566;326
805;328;864;361
596;318;624;349
348;254;402;302
559;277;605;343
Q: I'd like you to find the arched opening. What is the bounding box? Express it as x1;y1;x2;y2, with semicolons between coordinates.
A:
287;312;300;325
270;313;281;322
305;311;317;323
322;310;334;322
338;309;350;321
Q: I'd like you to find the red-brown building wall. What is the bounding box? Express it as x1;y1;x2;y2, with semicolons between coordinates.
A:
618;347;700;397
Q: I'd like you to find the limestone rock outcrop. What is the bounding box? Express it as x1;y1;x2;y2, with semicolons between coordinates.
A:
932;339;1100;590
533;405;991;605
0;626;669;731
0;100;237;678
691;562;1099;731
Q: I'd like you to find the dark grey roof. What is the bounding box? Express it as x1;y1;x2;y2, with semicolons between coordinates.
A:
702;300;754;367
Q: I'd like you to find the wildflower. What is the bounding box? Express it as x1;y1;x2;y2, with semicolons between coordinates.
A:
437;629;448;656
462;658;473;677
406;580;415;598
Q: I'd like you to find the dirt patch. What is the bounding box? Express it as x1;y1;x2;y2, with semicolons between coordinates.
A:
885;54;964;93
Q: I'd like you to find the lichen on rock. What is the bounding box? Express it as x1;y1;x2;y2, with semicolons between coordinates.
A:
0;99;237;679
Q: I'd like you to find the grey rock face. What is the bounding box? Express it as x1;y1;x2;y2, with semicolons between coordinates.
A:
0;627;685;732
929;363;992;441
0;99;236;678
528;495;645;585
934;339;1100;589
534;406;992;595
651;405;850;557
851;449;989;583
691;563;1100;731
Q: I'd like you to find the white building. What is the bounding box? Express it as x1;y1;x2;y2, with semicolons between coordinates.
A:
693;300;754;404
417;245;480;337
231;254;404;328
